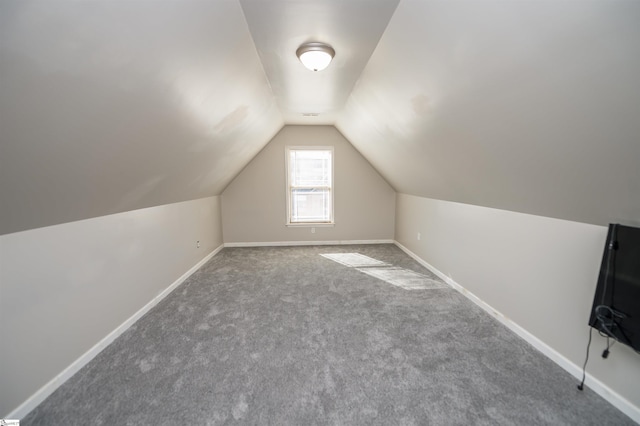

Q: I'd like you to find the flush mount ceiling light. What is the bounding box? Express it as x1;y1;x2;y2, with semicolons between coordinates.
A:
296;42;335;72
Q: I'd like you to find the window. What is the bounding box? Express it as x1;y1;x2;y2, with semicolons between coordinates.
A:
286;147;334;225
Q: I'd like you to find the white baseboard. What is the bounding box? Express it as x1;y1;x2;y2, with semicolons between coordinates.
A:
393;241;640;424
6;244;224;420
224;239;394;248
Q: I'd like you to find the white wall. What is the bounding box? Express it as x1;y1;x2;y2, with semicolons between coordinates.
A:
222;126;396;244
395;193;640;418
0;196;223;417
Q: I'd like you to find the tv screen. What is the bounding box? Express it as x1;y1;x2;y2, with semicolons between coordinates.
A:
589;223;640;352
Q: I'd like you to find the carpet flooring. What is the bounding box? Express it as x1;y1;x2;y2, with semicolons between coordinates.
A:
22;244;634;425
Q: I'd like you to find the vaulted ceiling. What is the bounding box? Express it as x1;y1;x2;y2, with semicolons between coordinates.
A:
1;0;639;235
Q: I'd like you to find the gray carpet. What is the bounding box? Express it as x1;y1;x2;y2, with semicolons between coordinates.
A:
22;244;634;425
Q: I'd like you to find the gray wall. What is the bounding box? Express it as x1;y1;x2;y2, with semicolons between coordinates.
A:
395;193;640;415
222;126;395;243
0;197;223;417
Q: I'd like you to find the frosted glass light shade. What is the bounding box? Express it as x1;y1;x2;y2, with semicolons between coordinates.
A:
296;43;335;72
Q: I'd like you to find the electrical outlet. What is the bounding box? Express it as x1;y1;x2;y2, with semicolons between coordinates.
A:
417;232;421;240
196;240;200;248
311;227;316;234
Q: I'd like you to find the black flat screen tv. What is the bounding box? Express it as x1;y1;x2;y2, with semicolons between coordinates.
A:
588;223;640;352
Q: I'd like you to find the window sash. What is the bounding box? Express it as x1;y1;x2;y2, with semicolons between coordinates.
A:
286;147;334;225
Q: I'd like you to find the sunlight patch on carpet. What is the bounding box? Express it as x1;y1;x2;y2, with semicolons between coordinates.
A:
356;267;448;290
321;252;447;291
320;253;388;268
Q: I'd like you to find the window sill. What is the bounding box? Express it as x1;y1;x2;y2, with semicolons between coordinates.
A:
286;222;335;228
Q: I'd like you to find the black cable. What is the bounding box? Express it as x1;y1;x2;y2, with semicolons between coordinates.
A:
594;304;636;349
578;327;593;391
578;227;614;391
602;336;611;359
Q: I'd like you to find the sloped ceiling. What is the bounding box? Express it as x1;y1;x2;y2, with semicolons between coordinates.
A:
0;0;283;235
337;0;640;226
2;0;640;235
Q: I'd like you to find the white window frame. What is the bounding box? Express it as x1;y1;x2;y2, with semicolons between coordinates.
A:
285;146;335;227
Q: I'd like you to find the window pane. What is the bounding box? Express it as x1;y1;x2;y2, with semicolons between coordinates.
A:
291;188;331;222
290;150;331;187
